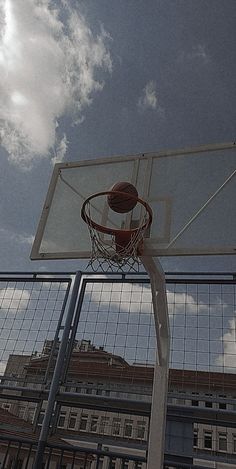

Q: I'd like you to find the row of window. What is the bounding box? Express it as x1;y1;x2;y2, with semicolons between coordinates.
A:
6;455;143;469
2;402;147;441
194;429;236;453
64;383;148;401
168;397;228;409
168;391;231;410
56;411;147;440
96;460;143;469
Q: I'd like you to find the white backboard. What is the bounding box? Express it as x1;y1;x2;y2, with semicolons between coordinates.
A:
31;142;236;260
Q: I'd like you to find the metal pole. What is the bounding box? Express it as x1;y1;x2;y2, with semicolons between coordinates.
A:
33;271;82;469
141;257;170;469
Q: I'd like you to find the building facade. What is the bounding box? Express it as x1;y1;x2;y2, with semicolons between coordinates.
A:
1;340;236;468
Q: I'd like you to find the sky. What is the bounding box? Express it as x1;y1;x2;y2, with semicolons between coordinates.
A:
1;279;235;375
0;0;236;273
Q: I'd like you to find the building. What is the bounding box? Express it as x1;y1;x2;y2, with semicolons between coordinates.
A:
1;340;236;468
0;407;91;469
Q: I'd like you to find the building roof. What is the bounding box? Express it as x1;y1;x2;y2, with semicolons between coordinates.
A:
0;408;63;446
0;407;33;435
0;408;92;464
169;369;236;393
21;349;236;392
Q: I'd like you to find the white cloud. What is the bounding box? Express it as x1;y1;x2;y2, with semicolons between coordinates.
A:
179;44;210;64
0;227;34;245
137;80;164;116
0;361;6;374
216;317;236;370
166;290;208;315
138;81;157;111
84;283;207;316
0;287;30;310
0;0;112;168
51;133;68;165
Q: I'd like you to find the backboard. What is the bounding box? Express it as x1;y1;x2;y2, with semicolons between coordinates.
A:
31;142;236;260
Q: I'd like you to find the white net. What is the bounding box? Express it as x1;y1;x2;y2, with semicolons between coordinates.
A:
84;200;151;273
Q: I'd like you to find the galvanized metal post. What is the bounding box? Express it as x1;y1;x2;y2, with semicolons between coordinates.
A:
141;257;170;469
33;271;82;469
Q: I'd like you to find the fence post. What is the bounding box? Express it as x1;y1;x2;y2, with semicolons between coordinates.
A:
33;271;82;469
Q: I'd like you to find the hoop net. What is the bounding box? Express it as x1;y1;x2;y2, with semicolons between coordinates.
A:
82;194;152;273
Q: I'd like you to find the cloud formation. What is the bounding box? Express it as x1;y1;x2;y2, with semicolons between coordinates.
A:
0;227;34;245
0;0;112;168
138;81;158;111
216;317;236;370
0;287;30;310
0;361;6;375
166;290;208;315
137;80;164;117
178;44;209;64
84;283;208;317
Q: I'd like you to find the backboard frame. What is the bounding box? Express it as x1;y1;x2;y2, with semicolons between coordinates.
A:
31;141;236;260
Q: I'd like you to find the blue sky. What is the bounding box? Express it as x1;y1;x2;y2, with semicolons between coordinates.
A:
0;0;235;272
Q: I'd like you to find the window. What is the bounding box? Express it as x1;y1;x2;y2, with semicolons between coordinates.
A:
218;432;227;451
205;393;213;408
112;418;121;436
18;406;26;419
233;435;236;453
100;416;110;434
204;431;212;449
205;401;212;408
96;457;104;469
124;419;133;438
90;415;99;432
110;460;116;469
176;398;184;405
68;412;77;429
58;411;66;428
14;460;23;469
28;409;36;423
38;411;45;425
219;402;226;410
136;421;146;439
2;403;11;410
193;430;198;447
191;400;199;407
219;395;227;410
79;413;88;431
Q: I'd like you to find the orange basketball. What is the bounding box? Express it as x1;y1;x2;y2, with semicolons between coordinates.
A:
107;182;138;213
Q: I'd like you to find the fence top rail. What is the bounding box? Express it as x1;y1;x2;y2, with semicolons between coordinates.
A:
0;270;235;278
0;271;236;287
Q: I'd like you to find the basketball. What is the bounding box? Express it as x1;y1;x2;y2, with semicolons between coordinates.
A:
107;182;138;213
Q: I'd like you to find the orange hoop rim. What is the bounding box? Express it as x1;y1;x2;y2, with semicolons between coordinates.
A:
81;190;153;236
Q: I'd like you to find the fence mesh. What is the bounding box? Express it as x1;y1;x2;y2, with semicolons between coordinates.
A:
0;276;71;384
0;272;236;469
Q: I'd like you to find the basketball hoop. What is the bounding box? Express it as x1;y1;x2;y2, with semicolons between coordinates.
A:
81;190;152;272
